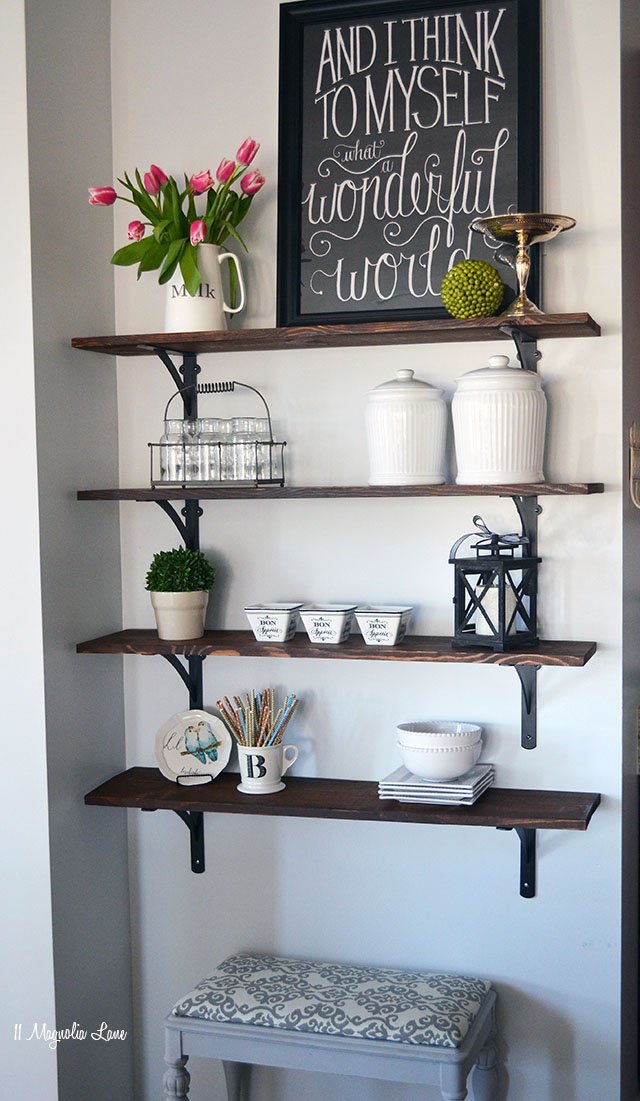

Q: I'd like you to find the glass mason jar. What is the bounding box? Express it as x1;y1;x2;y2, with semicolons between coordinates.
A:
159;419;185;483
255;417;272;481
230;416;257;482
197;418;224;482
183;419;201;482
218;419;233;481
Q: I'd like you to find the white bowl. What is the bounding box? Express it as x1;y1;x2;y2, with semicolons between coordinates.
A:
397;721;483;747
397;741;482;781
355;605;412;646
300;605;356;644
245;603;303;643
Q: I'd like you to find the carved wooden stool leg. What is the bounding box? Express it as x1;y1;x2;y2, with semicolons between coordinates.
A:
439;1062;468;1100
163;1055;190;1100
222;1060;251;1101
470;1038;498;1101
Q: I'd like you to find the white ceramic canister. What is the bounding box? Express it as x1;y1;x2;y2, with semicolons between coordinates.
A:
366;369;447;485
452;354;547;485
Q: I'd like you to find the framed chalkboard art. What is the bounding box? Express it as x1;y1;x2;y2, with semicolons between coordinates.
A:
277;0;540;326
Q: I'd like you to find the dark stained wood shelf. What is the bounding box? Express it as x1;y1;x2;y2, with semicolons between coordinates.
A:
78;482;605;501
71;313;601;357
77;628;596;668
85;767;601;831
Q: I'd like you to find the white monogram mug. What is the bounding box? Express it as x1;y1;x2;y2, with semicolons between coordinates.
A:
236;743;299;794
165;243;246;333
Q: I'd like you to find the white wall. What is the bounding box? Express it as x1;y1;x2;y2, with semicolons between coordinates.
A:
110;1;626;1098
0;5;58;1096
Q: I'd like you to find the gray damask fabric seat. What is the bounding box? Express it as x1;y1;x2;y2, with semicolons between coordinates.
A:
172;951;492;1049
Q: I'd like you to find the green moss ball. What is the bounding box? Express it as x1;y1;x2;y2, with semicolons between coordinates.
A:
440;260;505;319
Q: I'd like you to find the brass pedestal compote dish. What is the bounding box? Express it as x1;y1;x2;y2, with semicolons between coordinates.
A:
470;213;576;317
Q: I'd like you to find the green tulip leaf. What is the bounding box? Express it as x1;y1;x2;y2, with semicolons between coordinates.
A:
137;239;168;277
222;222;248;251
235;194;253;224
158;239;186;284
179;243;201;296
228;257;239;310
111;237;155;267
153;220;171;244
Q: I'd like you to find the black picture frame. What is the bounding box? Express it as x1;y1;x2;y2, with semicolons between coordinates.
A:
277;0;540;327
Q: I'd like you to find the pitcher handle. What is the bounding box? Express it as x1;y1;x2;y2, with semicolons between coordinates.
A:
218;251;246;315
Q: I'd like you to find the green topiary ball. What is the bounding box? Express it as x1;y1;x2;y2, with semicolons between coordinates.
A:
440;259;505;319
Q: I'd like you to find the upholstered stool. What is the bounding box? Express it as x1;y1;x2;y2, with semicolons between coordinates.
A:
164;952;498;1101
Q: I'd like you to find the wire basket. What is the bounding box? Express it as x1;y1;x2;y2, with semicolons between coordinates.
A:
149;438;286;487
149;379;287;488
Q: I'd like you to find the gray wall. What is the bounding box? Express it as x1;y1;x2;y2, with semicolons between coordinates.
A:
25;0;133;1097
620;0;640;1092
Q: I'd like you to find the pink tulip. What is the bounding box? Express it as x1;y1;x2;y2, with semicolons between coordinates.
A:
144;171;161;196
88;186;117;206
236;137;260;166
127;220;146;242
149;164;168;188
240;170;265;196
189;170;214;195
190;219;207;246
216;158;235;183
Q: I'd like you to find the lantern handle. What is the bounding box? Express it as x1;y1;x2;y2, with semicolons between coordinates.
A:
449;515;528;561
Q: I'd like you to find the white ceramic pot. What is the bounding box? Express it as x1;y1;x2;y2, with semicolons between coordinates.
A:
164;243;246;333
245;603;302;643
452;354;547;484
355;606;412;646
366;369;447;485
150;590;209;640
299;605;356;644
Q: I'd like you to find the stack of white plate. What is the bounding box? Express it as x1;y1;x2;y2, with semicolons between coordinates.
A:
378;763;495;806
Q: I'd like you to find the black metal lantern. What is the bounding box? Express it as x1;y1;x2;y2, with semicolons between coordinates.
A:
450;516;540;652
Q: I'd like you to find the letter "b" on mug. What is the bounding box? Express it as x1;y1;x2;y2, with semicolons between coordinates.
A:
246;753;266;778
237;743;299;794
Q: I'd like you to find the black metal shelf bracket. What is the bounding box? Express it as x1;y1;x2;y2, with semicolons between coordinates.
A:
511;494;541;556
499;323;541;374
141;806;204;872
141;347;202;420
173;809;205;873
162;654;204;710
506;493;542;748
514;665;541;749
155;499;203;550
142;805;205;873
497;826;537;897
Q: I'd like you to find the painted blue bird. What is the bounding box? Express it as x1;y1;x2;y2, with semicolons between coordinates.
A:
184;721;220;764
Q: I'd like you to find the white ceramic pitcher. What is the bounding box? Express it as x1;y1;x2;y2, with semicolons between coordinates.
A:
165;243;246;333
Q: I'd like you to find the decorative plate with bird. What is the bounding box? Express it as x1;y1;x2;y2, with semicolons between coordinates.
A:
155;709;232;785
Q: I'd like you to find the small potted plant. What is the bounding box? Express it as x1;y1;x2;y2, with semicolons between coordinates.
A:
146;547;217;641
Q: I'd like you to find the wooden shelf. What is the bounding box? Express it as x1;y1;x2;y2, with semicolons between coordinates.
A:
84;767;600;831
76;629;596;668
71;313;601;357
77;482;605;501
